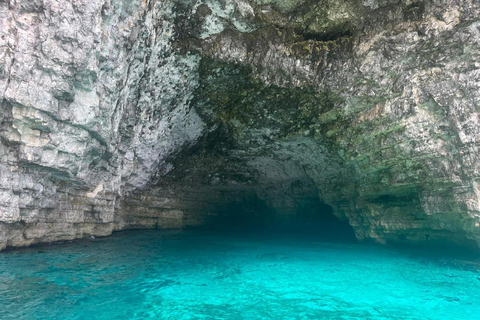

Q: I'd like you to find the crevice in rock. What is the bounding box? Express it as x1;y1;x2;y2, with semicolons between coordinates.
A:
299;29;353;42
403;1;425;20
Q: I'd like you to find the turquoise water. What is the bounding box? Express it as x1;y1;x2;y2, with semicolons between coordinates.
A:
1;229;480;320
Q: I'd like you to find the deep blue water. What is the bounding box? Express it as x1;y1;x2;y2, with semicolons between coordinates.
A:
1;229;480;320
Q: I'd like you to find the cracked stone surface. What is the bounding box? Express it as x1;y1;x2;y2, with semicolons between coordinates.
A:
0;0;479;250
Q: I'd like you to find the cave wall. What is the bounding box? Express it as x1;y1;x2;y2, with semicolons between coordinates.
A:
0;0;204;249
0;0;479;250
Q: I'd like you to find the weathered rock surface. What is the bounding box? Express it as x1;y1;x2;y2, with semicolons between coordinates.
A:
0;0;479;250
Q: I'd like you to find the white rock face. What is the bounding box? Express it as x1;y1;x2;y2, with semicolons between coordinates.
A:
0;0;206;250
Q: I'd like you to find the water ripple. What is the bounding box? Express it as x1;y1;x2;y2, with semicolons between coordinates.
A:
1;230;479;320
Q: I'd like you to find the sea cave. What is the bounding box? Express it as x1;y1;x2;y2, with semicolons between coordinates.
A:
1;0;480;318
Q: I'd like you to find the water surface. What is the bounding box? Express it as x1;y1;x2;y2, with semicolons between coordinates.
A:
1;229;479;319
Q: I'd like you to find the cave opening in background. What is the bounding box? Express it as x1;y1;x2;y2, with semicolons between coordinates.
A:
207;193;357;242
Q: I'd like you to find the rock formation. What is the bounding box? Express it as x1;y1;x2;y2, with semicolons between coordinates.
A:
1;0;479;250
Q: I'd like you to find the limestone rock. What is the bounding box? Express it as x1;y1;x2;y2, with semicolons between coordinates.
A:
0;0;479;250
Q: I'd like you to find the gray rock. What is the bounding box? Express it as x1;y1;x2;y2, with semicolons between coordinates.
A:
0;0;479;250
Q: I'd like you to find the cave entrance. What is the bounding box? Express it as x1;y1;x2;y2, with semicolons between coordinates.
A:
282;197;357;242
209;189;357;242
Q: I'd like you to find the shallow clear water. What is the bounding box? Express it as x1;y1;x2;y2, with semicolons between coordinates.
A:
1;229;480;320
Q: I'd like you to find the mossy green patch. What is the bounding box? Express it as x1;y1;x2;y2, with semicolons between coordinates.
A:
192;55;461;209
193;57;342;138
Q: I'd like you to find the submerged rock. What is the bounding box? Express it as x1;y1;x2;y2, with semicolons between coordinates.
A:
0;0;479;250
